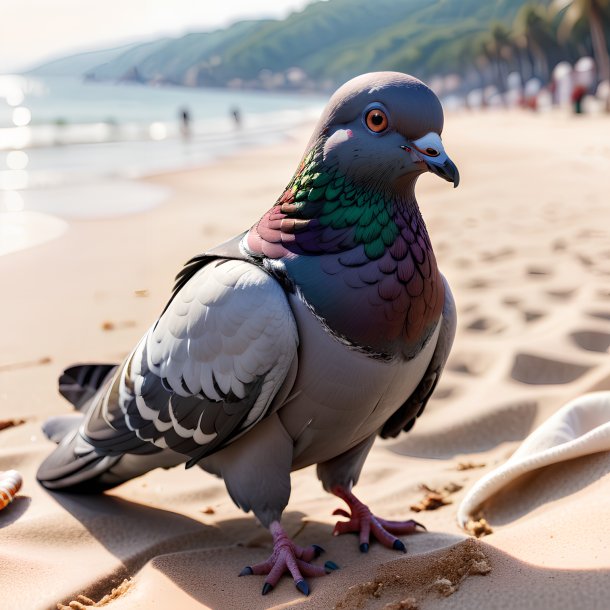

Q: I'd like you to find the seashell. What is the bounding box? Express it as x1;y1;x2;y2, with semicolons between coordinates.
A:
458;391;610;528
0;470;23;510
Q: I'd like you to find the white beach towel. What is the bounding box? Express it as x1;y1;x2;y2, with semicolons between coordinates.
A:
458;391;610;527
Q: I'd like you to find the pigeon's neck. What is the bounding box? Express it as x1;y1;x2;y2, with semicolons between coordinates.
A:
246;149;443;359
247;148;427;259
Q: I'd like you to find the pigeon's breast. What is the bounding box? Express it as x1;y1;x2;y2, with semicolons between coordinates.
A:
282;243;444;360
279;294;440;470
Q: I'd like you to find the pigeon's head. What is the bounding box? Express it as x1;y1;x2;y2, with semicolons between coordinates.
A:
311;72;459;192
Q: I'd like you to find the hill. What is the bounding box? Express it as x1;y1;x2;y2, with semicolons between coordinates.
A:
27;0;547;90
27;42;145;78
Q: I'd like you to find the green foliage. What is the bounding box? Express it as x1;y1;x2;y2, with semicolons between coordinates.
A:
29;0;610;89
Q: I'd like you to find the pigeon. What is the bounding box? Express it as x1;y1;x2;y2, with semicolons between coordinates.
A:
37;71;459;596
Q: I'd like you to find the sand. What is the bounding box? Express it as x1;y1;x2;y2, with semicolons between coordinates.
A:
1;109;610;610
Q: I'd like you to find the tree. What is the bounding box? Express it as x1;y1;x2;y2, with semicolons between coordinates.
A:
515;3;559;82
555;0;610;111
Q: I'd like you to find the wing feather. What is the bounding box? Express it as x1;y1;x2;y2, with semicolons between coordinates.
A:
83;258;298;465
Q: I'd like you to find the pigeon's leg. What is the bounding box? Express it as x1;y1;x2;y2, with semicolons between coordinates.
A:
208;414;337;595
331;485;425;553
317;436;424;552
239;521;338;596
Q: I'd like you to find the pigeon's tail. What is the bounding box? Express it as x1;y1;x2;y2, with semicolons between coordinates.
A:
59;363;118;412
37;418;124;492
37;416;187;493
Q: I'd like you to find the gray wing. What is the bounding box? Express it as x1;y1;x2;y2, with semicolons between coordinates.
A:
82;258;299;466
380;275;456;438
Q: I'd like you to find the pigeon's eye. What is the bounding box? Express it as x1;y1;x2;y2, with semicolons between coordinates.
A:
365;108;388;133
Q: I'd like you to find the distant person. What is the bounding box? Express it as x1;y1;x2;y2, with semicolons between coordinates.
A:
523;78;542;112
230;106;242;129
179;106;191;139
571;85;587;114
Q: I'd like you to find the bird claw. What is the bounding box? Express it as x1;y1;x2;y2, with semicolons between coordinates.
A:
393;539;407;553
296;579;310;596
332;508;351;518
331;486;424;552
238;521;337;596
312;544;325;558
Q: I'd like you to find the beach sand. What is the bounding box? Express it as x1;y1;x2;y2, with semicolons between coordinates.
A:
1;110;610;610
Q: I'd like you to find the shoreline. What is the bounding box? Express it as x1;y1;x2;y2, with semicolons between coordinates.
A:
0;119;316;258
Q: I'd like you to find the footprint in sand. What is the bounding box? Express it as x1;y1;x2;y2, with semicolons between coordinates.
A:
432;385;458;400
502;296;521;307
479;247;514;262
466;317;505;334
551;238;568;252
447;352;491;376
510;353;591;386
575;252;594;268
570;330;610;354
454;257;473;269
526;266;551;278
500;297;545;323
522;310;545;323
546;287;578;300
466;278;490;290
459;303;479;317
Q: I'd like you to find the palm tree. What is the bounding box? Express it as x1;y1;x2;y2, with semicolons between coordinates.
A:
555;0;610;111
469;36;496;94
515;3;559;82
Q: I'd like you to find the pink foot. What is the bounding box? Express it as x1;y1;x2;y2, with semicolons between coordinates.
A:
238;521;338;595
332;486;425;553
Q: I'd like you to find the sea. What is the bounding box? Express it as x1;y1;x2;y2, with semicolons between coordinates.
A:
0;75;325;255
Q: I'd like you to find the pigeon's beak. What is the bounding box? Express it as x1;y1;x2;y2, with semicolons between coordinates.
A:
404;132;460;188
424;155;460;188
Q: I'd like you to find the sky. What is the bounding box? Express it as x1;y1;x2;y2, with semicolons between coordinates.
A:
0;0;315;73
